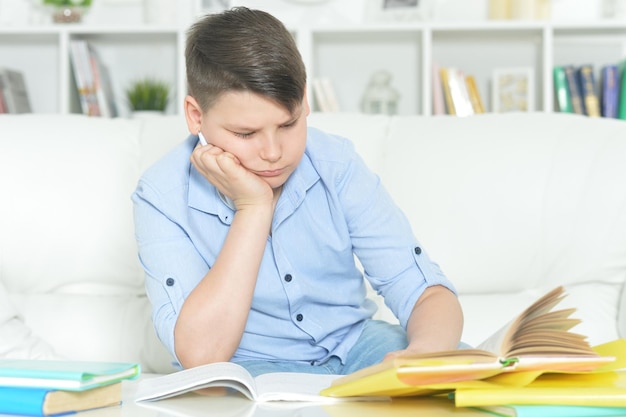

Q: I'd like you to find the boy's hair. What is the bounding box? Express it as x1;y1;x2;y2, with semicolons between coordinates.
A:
185;7;307;114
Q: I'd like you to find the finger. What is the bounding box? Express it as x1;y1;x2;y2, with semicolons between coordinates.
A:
215;152;242;175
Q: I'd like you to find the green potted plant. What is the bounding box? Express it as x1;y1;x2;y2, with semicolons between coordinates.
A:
125;78;171;117
41;0;92;23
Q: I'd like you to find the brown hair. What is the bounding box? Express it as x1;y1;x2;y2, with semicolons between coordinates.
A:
185;7;307;114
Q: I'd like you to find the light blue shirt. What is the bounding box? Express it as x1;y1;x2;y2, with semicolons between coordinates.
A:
132;126;456;367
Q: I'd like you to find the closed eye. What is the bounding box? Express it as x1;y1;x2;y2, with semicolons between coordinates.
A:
281;116;301;129
232;131;254;139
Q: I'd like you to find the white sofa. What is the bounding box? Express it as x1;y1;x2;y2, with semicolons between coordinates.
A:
1;112;625;373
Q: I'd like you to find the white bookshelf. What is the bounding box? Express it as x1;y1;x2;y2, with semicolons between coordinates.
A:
2;20;626;116
0;25;184;117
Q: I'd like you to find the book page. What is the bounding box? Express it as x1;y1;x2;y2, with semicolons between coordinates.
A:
135;362;257;402
476;286;596;358
328;348;500;392
254;372;343;402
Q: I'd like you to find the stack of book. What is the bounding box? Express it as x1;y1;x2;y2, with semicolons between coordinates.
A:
0;359;139;416
0;67;32;114
321;286;626;416
69;40;118;118
553;63;626;120
434;64;485;116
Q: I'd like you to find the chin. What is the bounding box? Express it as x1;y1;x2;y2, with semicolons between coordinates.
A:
265;177;288;190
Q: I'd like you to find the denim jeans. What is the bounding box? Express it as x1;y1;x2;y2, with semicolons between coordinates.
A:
235;320;408;377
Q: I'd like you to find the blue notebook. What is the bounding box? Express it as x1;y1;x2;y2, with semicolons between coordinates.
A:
0;383;122;416
0;359;139;391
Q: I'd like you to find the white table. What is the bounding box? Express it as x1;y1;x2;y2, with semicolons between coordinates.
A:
61;380;487;417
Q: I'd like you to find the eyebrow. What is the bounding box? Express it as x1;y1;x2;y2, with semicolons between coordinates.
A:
227;109;302;132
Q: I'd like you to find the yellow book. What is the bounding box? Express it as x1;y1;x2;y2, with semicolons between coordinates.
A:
322;287;617;398
578;65;600;117
439;67;456;115
454;383;626;407
465;75;485;113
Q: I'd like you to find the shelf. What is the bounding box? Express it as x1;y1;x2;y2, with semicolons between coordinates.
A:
2;20;626;116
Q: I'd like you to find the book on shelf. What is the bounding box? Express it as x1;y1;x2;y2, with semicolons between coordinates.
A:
87;44;118;118
0;82;7;114
577;64;600;117
444;67;474;117
321;286;616;398
312;77;339;113
0;67;32;114
564;65;585;115
0;382;122;417
618;60;626;120
465;75;485;114
0;359;140;391
600;64;619;118
439;67;456;115
553;66;572;113
432;63;446;115
70;40;117;117
134;361;377;403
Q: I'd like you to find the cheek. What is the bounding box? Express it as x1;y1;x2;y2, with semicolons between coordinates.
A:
226;143;258;167
285;128;308;157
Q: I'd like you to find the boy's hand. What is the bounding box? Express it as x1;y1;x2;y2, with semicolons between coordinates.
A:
191;143;274;210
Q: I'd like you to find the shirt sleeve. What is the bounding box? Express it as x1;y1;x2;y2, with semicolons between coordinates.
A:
132;179;208;366
336;141;457;328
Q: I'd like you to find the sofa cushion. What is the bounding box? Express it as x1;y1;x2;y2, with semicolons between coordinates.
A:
378;113;626;346
0;114;178;371
0;115;144;293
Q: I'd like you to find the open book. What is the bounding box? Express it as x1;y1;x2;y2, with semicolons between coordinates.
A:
321;286;615;398
134;362;378;403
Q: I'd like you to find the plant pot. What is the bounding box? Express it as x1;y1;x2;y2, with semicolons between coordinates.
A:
51;6;87;23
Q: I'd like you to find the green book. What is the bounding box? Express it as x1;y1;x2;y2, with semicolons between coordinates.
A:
553;66;572;113
618;59;626;120
0;359;140;391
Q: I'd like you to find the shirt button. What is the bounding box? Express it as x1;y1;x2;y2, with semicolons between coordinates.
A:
414;246;422;255
166;278;175;286
296;314;303;322
284;274;292;282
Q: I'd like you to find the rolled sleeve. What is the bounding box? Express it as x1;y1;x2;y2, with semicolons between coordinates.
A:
337;145;457;328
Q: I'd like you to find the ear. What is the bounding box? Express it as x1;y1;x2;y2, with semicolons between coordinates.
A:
184;95;203;135
303;87;311;117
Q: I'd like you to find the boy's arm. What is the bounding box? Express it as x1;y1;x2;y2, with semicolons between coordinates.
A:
174;147;275;369
174;202;273;368
384;285;464;360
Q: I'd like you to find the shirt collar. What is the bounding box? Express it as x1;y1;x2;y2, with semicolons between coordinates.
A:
187;146;320;224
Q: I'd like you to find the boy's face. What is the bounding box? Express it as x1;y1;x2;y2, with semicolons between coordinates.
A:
195;91;310;191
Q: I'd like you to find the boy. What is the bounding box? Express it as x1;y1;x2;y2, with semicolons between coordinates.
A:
132;7;463;376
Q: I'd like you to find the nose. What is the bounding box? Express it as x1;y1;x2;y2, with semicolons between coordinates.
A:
260;134;281;163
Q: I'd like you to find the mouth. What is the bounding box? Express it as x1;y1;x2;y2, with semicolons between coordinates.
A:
255;168;284;178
